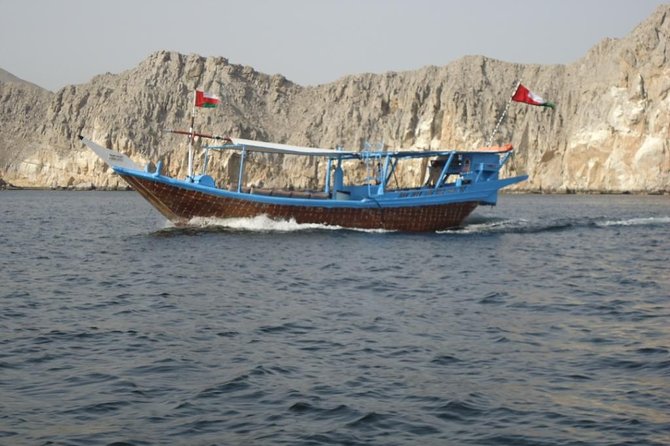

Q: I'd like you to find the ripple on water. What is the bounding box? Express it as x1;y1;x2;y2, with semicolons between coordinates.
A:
2;192;670;445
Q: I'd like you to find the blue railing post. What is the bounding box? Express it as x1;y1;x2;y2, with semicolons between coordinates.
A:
325;158;333;194
237;146;246;193
435;152;455;189
378;154;391;195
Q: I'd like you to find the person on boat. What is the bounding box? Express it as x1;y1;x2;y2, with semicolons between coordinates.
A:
375;161;383;185
425;158;445;186
462;157;471;173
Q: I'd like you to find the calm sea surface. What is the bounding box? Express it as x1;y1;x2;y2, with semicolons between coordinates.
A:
1;191;669;446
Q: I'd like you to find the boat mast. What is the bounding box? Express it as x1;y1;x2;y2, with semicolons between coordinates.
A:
187;91;196;180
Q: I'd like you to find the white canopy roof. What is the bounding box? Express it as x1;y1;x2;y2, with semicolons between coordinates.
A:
227;138;360;158
208;137;511;158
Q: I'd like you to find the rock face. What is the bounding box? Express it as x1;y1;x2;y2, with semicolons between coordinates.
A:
1;5;669;192
0;69;53;185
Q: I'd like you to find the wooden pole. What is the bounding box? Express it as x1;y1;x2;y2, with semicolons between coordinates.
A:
187;90;196;179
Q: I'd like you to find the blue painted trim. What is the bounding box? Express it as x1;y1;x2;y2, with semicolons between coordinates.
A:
113;166;527;210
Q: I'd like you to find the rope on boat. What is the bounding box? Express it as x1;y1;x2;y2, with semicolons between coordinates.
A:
486;80;521;147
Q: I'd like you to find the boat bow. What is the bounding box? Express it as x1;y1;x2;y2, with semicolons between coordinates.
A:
79;135;141;171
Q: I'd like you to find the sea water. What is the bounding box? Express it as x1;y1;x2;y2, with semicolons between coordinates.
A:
1;191;669;445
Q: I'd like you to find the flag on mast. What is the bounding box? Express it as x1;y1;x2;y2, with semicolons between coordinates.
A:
512;84;555;109
195;90;220;108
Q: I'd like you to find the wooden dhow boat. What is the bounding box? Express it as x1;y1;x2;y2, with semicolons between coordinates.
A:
80;134;527;232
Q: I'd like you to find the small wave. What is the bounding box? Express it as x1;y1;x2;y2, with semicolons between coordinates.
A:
257;321;314;335
598;355;670;371
434;399;484;421
286;400;358;420
107;442;144;446
479;291;509;304
288;401;314;413
197;375;251;398
595;216;670;227
63;400;131;415
566;374;593;381
438;218;522;234
431;354;462;365
346;411;390;429
440;218;573;235
636;347;669;355
441;215;670;235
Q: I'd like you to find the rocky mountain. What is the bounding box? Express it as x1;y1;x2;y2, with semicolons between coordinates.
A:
0;70;53;183
1;4;668;192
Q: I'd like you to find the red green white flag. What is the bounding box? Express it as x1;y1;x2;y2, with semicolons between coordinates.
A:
512;84;554;109
195;90;220;108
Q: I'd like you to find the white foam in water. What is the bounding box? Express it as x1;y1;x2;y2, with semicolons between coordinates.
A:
186;215;392;233
438;218;529;234
187;215;337;232
597;216;670;227
167;215;669;234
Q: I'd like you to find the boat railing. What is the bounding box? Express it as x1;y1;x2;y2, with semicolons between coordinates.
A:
195;140;509;201
227;185;331;200
251;188;331;199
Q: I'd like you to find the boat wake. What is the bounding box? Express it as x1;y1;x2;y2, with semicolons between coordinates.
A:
595;216;670;227
155;215;391;234
152;214;670;236
443;215;670;235
190;215;343;232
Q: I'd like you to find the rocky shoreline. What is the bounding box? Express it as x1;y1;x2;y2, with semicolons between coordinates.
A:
0;178;19;190
0;181;132;191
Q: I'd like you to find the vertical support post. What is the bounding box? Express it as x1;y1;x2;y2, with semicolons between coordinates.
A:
363;152;372;197
237;146;246;193
434;152;456;189
384;158;398;188
378;154;391;195
325;158;333;194
187;90;196;180
333;158;344;192
499;151;512;168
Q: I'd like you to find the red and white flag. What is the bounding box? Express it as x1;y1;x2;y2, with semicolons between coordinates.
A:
195;90;220;108
512;84;554;109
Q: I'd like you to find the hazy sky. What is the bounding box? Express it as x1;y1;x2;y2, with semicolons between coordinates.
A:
0;0;667;91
